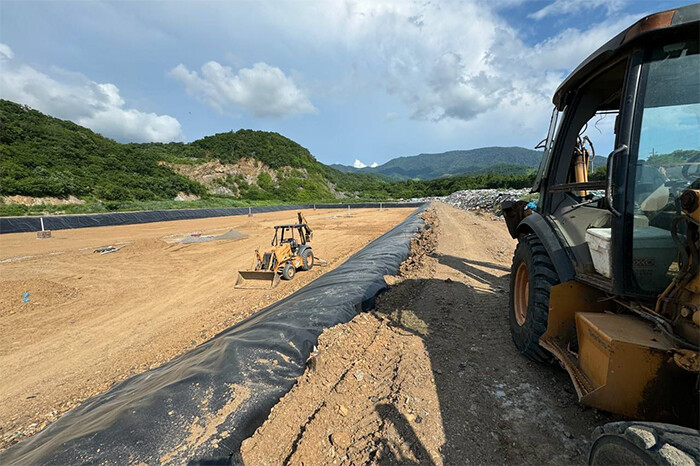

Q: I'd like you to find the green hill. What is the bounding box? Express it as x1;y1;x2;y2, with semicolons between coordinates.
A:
0;100;340;205
0;99;538;216
0;100;205;202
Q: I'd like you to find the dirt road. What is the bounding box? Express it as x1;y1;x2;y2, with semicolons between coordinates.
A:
241;203;615;465
0;207;412;450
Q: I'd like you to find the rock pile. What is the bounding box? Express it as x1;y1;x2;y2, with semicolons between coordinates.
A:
423;188;531;214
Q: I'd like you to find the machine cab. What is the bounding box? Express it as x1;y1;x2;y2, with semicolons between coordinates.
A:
533;6;700;300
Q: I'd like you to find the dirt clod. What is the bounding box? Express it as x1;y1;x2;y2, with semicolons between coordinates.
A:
330;431;352;449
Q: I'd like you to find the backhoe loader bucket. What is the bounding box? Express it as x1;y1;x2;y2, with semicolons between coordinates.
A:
235;270;280;289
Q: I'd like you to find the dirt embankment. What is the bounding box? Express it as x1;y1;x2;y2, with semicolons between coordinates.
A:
0;207;412;451
241;203;614;465
167;158;304;195
1;195;85;206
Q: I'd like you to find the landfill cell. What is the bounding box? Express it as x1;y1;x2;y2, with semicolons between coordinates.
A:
0;207;412;451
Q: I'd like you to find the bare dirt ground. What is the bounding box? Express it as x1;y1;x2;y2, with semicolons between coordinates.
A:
241;203;615;465
0;207;412;450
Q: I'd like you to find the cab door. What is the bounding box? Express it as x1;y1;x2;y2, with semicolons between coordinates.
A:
622;38;700;298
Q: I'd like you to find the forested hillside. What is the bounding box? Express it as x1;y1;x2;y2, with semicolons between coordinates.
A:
0;99;537;215
0;100;205;202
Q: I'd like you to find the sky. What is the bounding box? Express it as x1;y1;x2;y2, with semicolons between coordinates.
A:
0;0;696;167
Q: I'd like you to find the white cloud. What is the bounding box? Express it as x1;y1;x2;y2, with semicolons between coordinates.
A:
0;43;181;142
370;162;379;168
249;0;638;134
0;1;650;152
170;61;315;118
353;159;367;168
0;43;14;61
523;15;641;71
245;0;644;149
528;0;627;21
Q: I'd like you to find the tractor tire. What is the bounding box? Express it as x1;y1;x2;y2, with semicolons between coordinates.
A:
509;234;559;363
589;421;700;465
301;249;314;271
282;263;296;281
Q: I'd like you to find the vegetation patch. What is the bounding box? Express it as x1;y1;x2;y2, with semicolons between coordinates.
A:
0;99;552;216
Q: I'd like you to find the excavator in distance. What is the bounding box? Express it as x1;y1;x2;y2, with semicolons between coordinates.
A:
235;212;315;289
502;4;700;464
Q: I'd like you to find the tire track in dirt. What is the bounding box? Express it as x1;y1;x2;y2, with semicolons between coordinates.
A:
241;203;616;465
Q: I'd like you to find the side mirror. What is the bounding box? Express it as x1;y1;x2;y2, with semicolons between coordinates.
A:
606;145;628;217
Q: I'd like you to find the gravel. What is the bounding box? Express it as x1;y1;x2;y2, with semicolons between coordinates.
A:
420;188;531;214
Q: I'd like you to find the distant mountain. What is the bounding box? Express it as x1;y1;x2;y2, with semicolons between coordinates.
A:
329;163;360;174
334;147;543;180
336;145;611;180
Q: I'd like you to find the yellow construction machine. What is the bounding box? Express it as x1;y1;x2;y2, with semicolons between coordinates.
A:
235;212;315;289
502;5;700;464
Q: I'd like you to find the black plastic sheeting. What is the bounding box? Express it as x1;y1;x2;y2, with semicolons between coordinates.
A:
0;205;427;465
0;202;423;234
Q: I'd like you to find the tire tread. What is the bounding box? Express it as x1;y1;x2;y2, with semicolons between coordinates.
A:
509;234;559;362
590;421;700;465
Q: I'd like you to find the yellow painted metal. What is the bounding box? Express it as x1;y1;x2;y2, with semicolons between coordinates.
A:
576;312;676;419
236;242;298;289
235;211;316;289
234;271;281;289
540;282;698;424
573;148;590;197
513;262;529;326
289;255;304;269
541;281;607;349
540;281;608;398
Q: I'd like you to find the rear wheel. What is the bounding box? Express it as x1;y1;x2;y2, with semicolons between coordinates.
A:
509;234;558;362
589;421;700;465
282;263;296;281
300;249;314;271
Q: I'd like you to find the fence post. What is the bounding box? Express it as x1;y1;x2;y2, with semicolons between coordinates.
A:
37;217;52;238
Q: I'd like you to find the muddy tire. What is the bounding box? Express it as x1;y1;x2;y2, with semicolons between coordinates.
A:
509;234;558;363
282;263;296;281
301;249;314;271
589;421;700;465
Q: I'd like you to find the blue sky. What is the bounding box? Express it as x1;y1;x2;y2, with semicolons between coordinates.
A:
0;0;695;167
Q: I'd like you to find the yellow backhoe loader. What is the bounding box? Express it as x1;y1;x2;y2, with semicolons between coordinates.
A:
235;212;315;289
502;5;700;464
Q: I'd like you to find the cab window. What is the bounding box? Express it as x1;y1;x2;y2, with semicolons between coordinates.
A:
630;39;700;294
548;59;627;220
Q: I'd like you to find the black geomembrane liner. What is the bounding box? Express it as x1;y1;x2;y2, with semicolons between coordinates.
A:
0;203;423;234
0;205;427;465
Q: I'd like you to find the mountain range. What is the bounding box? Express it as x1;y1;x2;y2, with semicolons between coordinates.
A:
331;147;544;180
